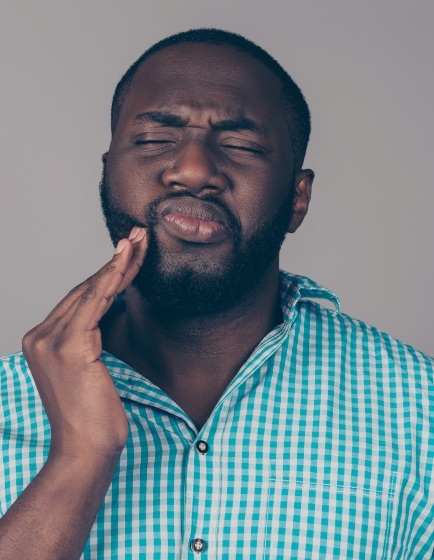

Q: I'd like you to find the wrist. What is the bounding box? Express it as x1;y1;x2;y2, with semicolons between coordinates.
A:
48;444;124;472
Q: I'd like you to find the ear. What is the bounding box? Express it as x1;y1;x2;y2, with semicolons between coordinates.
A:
287;169;314;233
101;152;108;182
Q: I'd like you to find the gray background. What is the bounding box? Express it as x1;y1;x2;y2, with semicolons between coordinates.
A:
1;1;433;356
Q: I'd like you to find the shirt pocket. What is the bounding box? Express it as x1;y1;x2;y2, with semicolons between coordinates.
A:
264;461;400;560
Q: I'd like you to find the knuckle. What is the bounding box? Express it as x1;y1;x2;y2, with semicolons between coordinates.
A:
66;277;92;298
53;340;70;360
87;262;124;286
22;330;49;358
103;266;126;286
101;262;125;283
52;329;74;359
33;336;49;356
103;263;118;275
131;260;142;274
22;325;41;350
79;277;94;293
67;283;83;297
102;292;115;306
21;332;33;353
22;328;35;345
82;284;97;301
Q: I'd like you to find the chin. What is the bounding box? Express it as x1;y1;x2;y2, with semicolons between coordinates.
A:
132;251;245;316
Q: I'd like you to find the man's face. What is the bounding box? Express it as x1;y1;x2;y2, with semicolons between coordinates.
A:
101;43;307;315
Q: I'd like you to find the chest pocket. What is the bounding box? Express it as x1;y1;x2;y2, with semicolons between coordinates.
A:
264;461;399;560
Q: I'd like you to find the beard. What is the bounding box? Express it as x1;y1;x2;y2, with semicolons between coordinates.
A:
99;173;295;317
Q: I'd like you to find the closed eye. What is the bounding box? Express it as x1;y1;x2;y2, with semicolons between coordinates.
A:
220;143;266;158
133;139;176;154
135;140;174;145
219;133;267;155
221;144;264;154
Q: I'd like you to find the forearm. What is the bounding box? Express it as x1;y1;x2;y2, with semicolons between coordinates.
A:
0;452;120;559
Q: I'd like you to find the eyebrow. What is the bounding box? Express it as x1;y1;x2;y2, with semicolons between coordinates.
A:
133;111;269;137
133;111;188;127
211;117;269;137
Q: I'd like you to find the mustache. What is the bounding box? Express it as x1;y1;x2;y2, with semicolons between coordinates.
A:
146;191;240;233
99;179;241;244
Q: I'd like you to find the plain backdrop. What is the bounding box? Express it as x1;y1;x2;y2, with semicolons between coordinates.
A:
1;1;433;356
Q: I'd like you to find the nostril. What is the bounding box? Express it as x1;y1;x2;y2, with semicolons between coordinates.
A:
161;163;228;194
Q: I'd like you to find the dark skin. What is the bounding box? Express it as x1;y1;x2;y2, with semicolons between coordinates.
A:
0;43;313;559
101;43;313;430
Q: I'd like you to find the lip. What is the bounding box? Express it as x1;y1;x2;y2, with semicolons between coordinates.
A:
157;198;232;244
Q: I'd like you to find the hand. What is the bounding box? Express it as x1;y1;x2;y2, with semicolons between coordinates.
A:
22;227;148;459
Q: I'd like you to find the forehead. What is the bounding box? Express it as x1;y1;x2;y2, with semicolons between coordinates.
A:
119;43;287;129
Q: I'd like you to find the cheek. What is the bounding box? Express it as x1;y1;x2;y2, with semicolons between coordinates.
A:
235;174;290;233
106;155;159;212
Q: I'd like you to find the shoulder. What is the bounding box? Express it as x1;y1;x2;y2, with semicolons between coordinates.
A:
295;298;433;397
279;269;433;372
305;298;432;366
278;270;433;393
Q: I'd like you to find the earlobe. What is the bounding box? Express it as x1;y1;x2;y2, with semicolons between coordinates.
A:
102;152;108;164
287;169;314;234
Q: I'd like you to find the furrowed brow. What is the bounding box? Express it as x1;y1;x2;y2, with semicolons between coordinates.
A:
133;111;188;127
211;117;269;137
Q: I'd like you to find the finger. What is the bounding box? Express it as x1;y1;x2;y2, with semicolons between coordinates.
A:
69;231;148;332
61;228;148;333
41;278;94;327
67;228;147;324
61;243;135;326
30;241;134;345
41;228;144;328
115;228;148;294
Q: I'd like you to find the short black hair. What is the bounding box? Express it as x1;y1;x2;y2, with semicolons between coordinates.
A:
111;28;311;170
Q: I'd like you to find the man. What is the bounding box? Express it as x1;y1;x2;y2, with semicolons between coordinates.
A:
0;28;433;559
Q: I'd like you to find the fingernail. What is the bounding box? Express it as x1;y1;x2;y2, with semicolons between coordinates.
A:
128;226;140;240
132;228;147;244
114;239;128;254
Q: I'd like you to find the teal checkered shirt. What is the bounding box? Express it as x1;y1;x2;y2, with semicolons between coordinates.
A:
1;271;433;558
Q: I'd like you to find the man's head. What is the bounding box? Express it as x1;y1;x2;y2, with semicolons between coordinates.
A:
100;28;314;316
111;28;311;172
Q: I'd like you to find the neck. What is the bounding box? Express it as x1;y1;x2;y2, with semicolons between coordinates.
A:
101;261;283;429
130;261;280;349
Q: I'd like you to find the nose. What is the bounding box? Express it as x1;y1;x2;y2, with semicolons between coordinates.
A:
161;141;228;196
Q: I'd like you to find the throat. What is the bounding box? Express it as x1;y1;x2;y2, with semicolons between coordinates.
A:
130;352;243;431
101;313;248;430
100;266;283;429
165;384;224;432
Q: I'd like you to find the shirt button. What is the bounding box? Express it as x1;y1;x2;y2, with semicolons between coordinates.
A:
195;440;209;454
190;538;206;553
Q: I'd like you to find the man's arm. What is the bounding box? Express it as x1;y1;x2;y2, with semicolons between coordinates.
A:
0;227;148;560
0;453;120;559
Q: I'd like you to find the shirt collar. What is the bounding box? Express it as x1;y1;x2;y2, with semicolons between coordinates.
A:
103;271;340;426
279;270;340;323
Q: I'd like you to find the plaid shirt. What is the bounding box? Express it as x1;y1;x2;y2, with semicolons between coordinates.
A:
1;271;433;559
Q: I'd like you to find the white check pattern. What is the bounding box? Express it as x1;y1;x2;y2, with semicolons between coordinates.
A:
1;271;433;559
